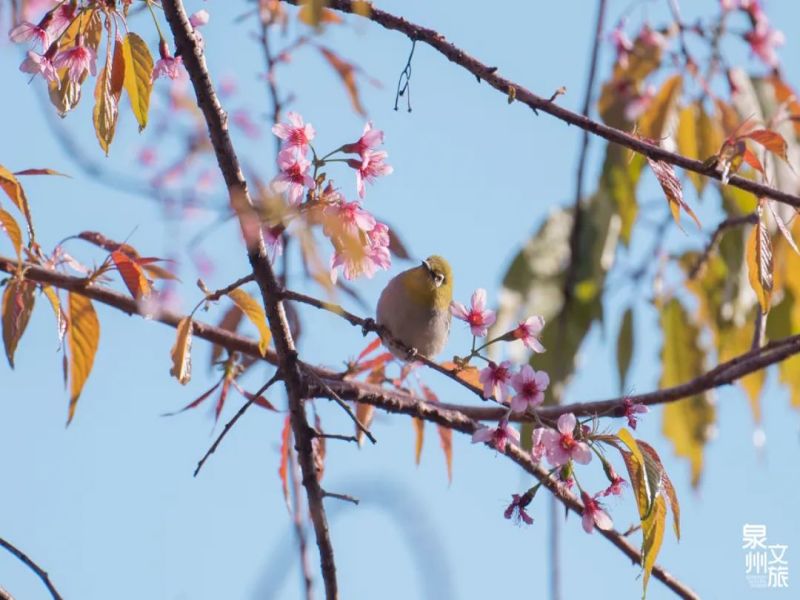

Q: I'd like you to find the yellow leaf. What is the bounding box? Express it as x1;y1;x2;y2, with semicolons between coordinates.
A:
2;278;36;368
676;104;704;195
93;39;123;154
170;317;193;385
746;216;773;314
122;33;154;132
413;417;424;465
0;164;35;241
660;299;715;487
355;402;375;447
298;0;329;27
641;495;667;595
48;67;83;116
0;207;23;259
226;288;271;355
67;292;100;424
42;285;67;344
638;74;682;141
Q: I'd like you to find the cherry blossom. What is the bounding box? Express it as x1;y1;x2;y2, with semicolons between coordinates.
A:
343;121;384;158
325;200;376;237
471;419;519;452
272;112;315;155
478;360;513;402
540;413;592;466
509;365;549;413
53;36;96;84
504;494;533;525
745;22;784;68
450;289;496;337
9;20;50;49
512;315;545;352
609;22;633;69
349;150;393;199
152;54;184;81
189;9;210;28
581;492;613;534
621;397;648;430
19;49;58;83
273;150;315;205
531;427;548;462
601;468;626;497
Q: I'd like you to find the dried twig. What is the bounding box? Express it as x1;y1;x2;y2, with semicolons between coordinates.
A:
0;537;63;600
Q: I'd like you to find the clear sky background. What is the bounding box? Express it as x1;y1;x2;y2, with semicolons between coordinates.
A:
1;1;799;599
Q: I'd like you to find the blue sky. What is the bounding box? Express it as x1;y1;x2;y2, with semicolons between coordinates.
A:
1;1;799;599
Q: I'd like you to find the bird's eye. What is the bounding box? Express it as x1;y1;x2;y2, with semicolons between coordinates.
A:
433;272;445;287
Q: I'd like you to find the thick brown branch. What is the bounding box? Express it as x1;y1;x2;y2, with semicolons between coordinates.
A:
0;537;63;600
159;2;339;598
286;0;800;209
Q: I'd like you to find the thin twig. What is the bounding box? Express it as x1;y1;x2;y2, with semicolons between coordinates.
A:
288;444;315;600
687;213;758;279
323;491;360;505
314;431;359;444
193;373;282;477
0;537;63;600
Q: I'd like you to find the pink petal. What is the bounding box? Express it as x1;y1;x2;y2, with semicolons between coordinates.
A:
582;511;595;533
450;301;469;320
471;427;493;444
557;412;576;435
471;288;487;311
510;395;527;414
594;510;613;531
571;442;592;465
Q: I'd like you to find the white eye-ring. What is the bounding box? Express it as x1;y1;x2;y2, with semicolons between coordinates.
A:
433;272;445;287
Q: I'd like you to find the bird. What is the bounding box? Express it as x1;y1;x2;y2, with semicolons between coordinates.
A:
376;255;453;360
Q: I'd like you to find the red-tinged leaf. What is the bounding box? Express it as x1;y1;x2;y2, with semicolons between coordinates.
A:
13;168;69;177
742;147;765;174
67;292;100;424
141;263;179;281
767;200;800;255
161;380;222;416
747;213;773;313
645;156;700;231
355;401;375;446
41;286;67;345
770;75;800;137
0;207;23;259
122;32;154;132
77;231;140;257
314;413;326;481
2;278;36;368
93;38;121;155
437;424;453;484
227;288;271;355
110;250;152;299
351;352;393;375
744;129;789;162
0;164;35;241
439;361;482;390
412;417;424;465
318;46;366;116
232;380;278;411
279;415;292;513
215;376;232;423
170;317;193;384
638;440;681;540
357;337;382;361
211;305;244;366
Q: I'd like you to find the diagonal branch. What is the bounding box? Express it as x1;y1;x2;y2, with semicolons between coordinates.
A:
159;2;339;598
0;536;63;600
283;0;800;209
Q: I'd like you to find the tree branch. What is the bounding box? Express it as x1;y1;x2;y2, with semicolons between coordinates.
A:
283;0;800;209
0;537;63;600
160;2;339;597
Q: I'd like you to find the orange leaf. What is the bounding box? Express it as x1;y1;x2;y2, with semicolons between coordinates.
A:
413;417;424;465
67;292;100;424
420;384;453;482
298;2;342;26
439;361;482;391
352;352;393;375
215;376;232;423
279;415;292;513
227;288;271;355
141;263;179;281
170;317;193;384
744;129;789;162
110;250;151;299
232;380;277;411
41;285;67;345
355;401;375;446
0;164;35;241
645;156;700;231
357;336;382;361
2;278;36;368
742;147;765;174
0;207;23;259
318;46;366;115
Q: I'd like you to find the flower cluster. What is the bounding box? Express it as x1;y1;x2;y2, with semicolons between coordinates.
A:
270;112;394;282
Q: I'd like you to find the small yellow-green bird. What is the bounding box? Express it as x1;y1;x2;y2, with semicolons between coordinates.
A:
376;255;453;359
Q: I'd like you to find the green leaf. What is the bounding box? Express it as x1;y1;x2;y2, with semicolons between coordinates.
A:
616;306;634;391
122;33;154;132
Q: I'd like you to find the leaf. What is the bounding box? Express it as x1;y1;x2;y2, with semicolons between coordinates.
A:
170;317;193;385
41;286;67;345
122;33;154;132
67;292;100;424
437;422;453;484
638;74;682;141
0;207;23;259
616;428;659;520
412;417;424;465
439;362;481;390
48;69;83;116
746;213;773;313
742;147;765;174
616;307;634;391
298;0;339;26
226;289;271;355
767;200;799;255
697;102;724;165
161;380;221;416
215;376;232;423
13;168;70;177
279;415;292;513
318;46;366;116
211;305;244;366
744;129;790;162
769;75;800;138
355;401;375;447
676;104;704;195
641;494;667;596
645;156;701;231
660;299;715;487
717;138;746;184
2;278;36;368
638;440;681;540
0;164;35;241
93;39;123;154
356;337;382;361
110;250;151;299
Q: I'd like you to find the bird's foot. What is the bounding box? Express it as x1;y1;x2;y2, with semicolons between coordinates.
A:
361;317;376;337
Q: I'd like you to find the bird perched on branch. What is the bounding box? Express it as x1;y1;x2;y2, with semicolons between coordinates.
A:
376;255;453;360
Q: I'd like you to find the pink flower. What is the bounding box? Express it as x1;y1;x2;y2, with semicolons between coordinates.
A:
637;24;666;50
504;494;534;525
9;20;50;49
138;147;157;167
510;365;549;413
273;149;315;205
601;469;626;497
513;315;545;352
745;22;784;68
189;9;210;28
232;109;260;139
471;420;519;452
368;221;390;248
48;4;76;38
53;36;96;84
450;289;496;337
540;413;591;467
19;50;58;83
343;121;384;158
609;22;633;70
348;150;393;199
478;360;513;402
621;397;648;429
272;112;315;155
581;492;613;534
329;221;391;283
531;427;548;462
325;200;376;237
153;56;183;81
263;224;284;262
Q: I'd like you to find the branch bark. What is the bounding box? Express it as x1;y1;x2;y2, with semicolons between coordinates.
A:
0;537;63;600
159;2;339;597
